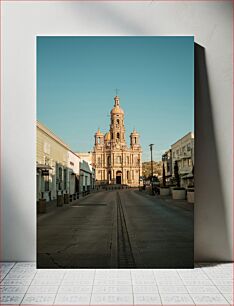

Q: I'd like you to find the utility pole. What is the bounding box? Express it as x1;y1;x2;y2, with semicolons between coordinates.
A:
149;144;154;195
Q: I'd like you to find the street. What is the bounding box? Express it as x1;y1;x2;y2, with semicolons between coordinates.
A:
37;189;193;269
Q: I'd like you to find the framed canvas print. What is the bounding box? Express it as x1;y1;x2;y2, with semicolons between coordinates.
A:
36;36;194;268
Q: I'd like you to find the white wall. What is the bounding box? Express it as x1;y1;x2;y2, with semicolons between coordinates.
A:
2;1;232;261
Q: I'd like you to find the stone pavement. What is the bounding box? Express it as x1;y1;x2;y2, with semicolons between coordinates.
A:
37;189;193;269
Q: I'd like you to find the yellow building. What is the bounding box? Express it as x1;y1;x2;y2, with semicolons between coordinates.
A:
36;121;81;205
92;96;142;187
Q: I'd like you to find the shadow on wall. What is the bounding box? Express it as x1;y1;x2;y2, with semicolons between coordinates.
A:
195;43;231;262
2;162;36;261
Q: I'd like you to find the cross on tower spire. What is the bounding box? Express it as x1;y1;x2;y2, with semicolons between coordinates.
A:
115;88;119;96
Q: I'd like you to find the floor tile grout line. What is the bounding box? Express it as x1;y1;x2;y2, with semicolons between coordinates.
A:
130;269;134;305
19;263;38;305
53;268;66;305
152;269;163;305
90;268;96;305
199;264;233;305
175;266;194;304
0;261;17;283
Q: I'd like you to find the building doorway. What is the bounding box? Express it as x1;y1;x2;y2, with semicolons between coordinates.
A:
108;171;111;183
116;170;122;184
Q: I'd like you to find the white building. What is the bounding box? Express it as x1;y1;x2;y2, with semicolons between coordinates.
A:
171;132;194;187
68;151;81;196
77;152;92;164
37;121;93;210
79;160;92;193
77;152;96;190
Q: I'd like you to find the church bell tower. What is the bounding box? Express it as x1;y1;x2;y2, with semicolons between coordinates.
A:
110;96;126;146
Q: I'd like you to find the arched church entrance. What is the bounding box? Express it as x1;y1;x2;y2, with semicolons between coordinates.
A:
116;170;122;185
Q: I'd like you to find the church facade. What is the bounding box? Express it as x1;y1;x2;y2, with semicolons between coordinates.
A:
92;96;142;187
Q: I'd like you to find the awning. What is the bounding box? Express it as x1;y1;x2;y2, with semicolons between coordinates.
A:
37;164;52;170
181;173;193;179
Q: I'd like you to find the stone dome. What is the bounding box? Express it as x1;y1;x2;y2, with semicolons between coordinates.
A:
111;106;124;115
111;96;124;115
104;131;111;141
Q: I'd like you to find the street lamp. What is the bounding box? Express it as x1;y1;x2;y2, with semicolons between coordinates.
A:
138;158;140;190
149;144;154;195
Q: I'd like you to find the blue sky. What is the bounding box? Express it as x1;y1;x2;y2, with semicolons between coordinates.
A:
37;36;194;161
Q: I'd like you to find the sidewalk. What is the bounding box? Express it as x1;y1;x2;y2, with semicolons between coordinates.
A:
37;189;99;222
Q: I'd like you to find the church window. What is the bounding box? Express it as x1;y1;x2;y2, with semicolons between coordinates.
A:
97;137;100;144
134;137;137;144
111;133;113;139
117;132;120;139
116;156;121;163
116;119;120;125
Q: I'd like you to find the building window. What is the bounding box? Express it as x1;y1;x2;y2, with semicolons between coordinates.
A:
44;142;51;154
44;177;49;192
107;156;111;165
127;171;129;180
116;119;119;125
97;137;100;144
116;156;121;163
58;167;62;190
134;137;137;144
127;156;129;164
98;157;101;166
167;164;170;172
64;169;67;189
117;132;120;139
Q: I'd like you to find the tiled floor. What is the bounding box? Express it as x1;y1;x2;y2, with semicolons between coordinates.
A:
0;262;233;305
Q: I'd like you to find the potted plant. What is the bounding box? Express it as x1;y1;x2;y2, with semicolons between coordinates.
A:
64;192;69;204
57;190;64;207
167;178;176;194
187;186;194;203
160;164;170;196
172;161;186;200
38;192;46;214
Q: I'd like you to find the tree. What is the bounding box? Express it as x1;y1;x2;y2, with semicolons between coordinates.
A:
162;163;166;187
174;160;180;187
